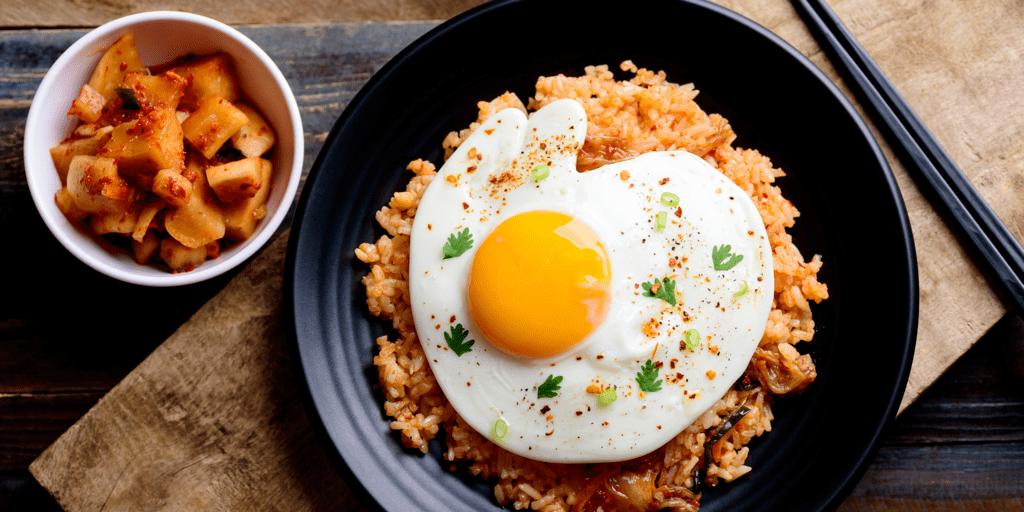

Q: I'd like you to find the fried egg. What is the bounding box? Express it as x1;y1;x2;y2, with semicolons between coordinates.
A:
407;99;773;463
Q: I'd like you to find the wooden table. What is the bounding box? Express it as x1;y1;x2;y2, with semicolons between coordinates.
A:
2;1;1023;511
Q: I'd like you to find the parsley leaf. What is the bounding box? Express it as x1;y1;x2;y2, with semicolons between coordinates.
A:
444;323;475;356
712;244;744;271
442;228;474;259
636;359;663;393
641;277;677;306
537;374;563;398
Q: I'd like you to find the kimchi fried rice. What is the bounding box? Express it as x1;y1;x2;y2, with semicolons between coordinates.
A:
355;61;828;511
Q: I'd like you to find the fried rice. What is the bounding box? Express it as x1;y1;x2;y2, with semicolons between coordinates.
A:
355;61;828;512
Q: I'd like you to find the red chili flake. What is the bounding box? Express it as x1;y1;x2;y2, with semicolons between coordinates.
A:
467;165;477;173
449;315;456;323
576;411;583;416
659;177;670;185
540;405;551;414
462;202;469;210
675;207;683;218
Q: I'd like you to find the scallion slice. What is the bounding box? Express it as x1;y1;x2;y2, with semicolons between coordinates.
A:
655;211;668;232
734;280;749;297
660;192;680;207
532;164;550;182
491;418;508;440
597;388;617;406
684;328;700;350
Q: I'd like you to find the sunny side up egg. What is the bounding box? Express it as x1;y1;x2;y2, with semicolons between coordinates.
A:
407;99;773;463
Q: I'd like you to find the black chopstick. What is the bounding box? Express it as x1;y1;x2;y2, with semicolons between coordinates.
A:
792;0;1024;318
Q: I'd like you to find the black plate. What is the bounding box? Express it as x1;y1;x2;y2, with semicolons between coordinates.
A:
286;0;918;510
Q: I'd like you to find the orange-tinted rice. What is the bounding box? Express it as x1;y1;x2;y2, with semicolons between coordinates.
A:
355;61;828;512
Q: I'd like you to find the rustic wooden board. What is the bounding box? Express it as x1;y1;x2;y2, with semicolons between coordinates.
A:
2;0;1023;509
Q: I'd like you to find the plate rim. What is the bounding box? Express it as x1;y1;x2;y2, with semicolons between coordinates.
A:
285;0;919;510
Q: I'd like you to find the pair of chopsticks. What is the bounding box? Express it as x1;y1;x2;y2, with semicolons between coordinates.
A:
792;0;1024;318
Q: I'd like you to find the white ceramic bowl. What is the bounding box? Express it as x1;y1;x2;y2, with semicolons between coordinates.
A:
24;11;303;286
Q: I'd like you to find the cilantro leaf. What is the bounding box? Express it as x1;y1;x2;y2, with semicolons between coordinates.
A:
641;277;677;306
636;359;663;393
444;323;475;356
712;244;744;271
442;228;474;259
537;374;563;398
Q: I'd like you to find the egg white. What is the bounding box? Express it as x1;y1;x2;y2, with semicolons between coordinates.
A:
407;99;773;463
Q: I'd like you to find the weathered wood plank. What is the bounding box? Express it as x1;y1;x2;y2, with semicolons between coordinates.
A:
0;0;482;28
847;443;1024;500
0;392;101;511
840;497;1024;512
0;392;103;472
887;314;1024;445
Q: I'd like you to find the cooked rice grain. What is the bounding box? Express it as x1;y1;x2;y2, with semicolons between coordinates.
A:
356;62;828;511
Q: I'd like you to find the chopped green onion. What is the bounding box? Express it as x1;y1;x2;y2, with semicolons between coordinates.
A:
597;388;617;406
655;211;668;232
684;328;700;351
532;164;550;182
660;192;680;207
491;418;508;440
734;280;748;298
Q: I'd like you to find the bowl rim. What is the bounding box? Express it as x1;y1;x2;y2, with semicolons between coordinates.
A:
285;0;919;510
23;10;303;287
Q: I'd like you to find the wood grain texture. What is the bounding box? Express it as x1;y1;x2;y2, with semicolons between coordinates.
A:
2;0;1023;510
0;0;484;27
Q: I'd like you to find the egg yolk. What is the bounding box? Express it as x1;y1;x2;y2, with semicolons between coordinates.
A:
468;211;611;358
